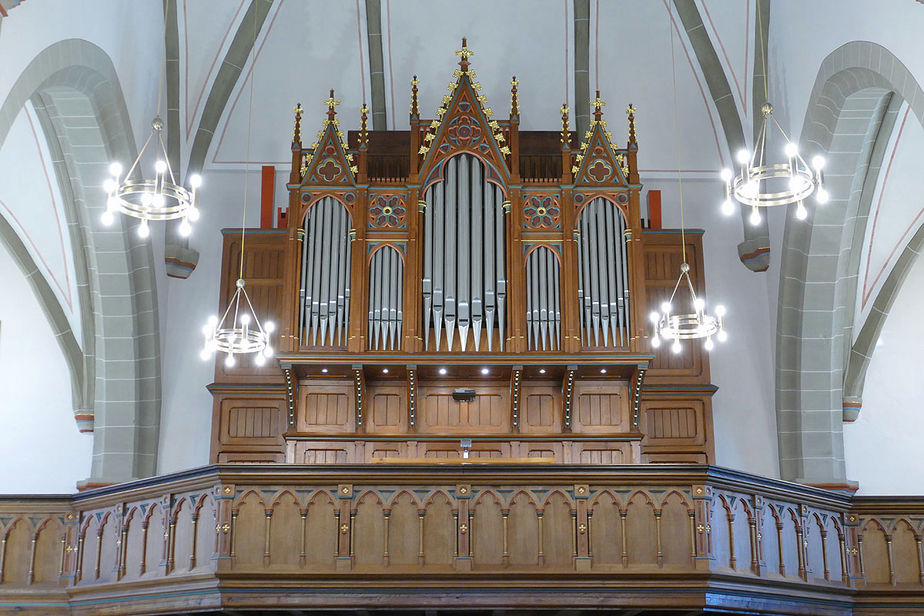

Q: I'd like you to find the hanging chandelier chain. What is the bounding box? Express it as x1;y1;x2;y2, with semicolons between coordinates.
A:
668;3;686;264
239;1;259;280
156;0;169;118
757;0;769;104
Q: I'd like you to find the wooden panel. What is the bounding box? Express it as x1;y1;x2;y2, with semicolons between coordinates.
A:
218;397;285;447
296;380;354;433
366;383;406;433
521;382;561;433
641;400;706;448
570;380;629;433
418;382;509;434
646;407;698;439
577;447;625;464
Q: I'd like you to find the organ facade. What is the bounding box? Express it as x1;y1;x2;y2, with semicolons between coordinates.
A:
208;41;718;467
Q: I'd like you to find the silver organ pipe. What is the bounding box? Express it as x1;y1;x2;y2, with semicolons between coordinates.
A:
367;245;404;350
422;154;507;352
576;197;630;347
298;197;352;347
526;246;561;351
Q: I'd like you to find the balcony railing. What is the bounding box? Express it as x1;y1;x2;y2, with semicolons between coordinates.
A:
1;464;922;614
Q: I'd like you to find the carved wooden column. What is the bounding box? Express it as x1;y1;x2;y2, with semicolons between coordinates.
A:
692;484;714;570
336;484;353;571
574;484;591;570
214;484;235;573
405;187;421;352
454;484;472;571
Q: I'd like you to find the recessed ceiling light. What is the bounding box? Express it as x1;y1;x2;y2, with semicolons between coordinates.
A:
539;368;546;374
600;368;607;374
382;368;389;374
439;367;447;375
321;368;328;373
481;367;489;375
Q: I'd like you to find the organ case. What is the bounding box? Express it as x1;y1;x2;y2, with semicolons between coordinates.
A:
207;42;716;466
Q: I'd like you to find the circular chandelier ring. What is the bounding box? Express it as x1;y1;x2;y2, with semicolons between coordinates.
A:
730;164;815;208
659;313;720;340
211;327;269;355
114;179;193;221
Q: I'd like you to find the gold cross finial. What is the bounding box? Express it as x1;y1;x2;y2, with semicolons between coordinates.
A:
592;90;606;122
510;76;519;87
456;37;473;71
323;89;341;120
626;104;636;115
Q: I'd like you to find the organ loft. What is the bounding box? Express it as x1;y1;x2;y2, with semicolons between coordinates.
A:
209;40;716;467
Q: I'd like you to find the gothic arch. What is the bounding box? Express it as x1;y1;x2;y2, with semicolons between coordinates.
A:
0;39;162;483
775;41;924;485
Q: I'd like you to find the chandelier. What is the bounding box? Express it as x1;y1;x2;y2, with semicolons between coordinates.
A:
200;1;271;365
720;102;826;224
102;118;201;238
719;0;826;225
650;2;728;354
101;0;201;239
650;263;726;353
200;279;275;367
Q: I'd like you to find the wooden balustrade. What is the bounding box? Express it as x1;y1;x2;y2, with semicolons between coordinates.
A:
1;465;923;614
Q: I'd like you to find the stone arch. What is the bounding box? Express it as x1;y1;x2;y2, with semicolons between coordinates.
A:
0;39;162;483
776;41;924;485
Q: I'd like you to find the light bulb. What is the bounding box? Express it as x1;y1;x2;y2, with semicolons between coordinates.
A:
651;335;661;348
155;160;167;174
720;168;733;182
202;322;213;336
103;178;117;193
208;315;219;327
101;210;114;226
224;354;236;367
109;162;123;177
481;367;489;375
539;368;546;374
382;368;389;374
255;353;266;367
188;207;201;222
717;329;728;342
179;219;192;237
784;142;798;157
816;188;829;204
796;202;807;220
671;340;682;354
439;367;447;375
704;338;714;351
152;194;165;208
263;345;274;358
736;149;750;164
189;174;202;188
811;155;825;171
661;301;671;314
789;176;803;192
199;348;211;361
141;192;153;206
240;313;251;326
600;368;607;374
107;196;119;210
714;304;726;317
321;368;329;373
721;198;735;216
749;208;761;226
137;220;150;238
649;311;660;324
264;321;275;333
694;297;706;311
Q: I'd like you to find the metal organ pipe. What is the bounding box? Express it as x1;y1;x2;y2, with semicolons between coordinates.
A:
525;246;561;351
422;154;507;352
367;245;404;351
575;197;630;348
298;197;352;347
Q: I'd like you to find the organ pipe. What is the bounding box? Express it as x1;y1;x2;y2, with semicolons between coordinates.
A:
576;197;630;348
422;154;507;352
298;197;352;347
367;246;404;350
526;246;561;351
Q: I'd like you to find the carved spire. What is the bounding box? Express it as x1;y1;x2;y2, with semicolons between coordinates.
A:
591;90;606;123
455;37;473;72
292;102;303;145
323;89;340;121
560;103;570;146
510;75;519;119
626;103;637;146
410;75;420;118
360;102;369;146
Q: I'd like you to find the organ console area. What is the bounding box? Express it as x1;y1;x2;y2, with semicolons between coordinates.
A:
208;42;717;467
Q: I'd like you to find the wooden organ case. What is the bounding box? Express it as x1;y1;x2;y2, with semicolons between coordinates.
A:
208;43;716;467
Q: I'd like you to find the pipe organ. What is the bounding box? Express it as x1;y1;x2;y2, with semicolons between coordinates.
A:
208;41;718;469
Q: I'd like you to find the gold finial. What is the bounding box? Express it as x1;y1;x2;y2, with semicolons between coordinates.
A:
323;89;341;121
410;75;420;117
510;75;519;118
591;90;606;122
626;103;637;146
456;37;473;72
560;103;570;145
292;102;303;145
360;102;369;146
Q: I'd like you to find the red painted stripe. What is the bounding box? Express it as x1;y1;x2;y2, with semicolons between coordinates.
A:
647;190;662;229
260;165;275;228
